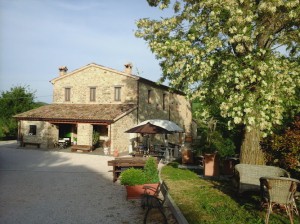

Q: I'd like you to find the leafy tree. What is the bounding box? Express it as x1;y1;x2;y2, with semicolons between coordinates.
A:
0;86;37;139
136;0;300;164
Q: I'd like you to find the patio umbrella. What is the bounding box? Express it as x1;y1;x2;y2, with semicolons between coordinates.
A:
125;122;172;134
137;119;184;133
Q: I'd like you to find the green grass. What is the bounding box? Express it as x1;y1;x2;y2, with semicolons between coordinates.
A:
161;165;300;224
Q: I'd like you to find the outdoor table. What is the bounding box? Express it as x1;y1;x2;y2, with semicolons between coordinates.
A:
107;157;148;182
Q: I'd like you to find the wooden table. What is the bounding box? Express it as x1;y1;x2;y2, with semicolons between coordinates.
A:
107;157;148;182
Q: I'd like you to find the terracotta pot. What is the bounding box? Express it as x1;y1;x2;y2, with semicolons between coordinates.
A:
113;149;119;157
222;158;239;175
185;136;193;142
182;149;194;164
204;153;219;176
125;183;159;200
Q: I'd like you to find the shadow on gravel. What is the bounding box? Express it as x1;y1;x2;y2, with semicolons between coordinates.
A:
0;142;146;224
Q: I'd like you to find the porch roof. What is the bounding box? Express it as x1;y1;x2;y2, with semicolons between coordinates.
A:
14;104;137;124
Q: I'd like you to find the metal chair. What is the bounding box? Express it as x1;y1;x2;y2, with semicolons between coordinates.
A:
58;139;67;149
260;176;300;224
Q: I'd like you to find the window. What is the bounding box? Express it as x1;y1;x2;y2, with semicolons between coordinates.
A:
65;88;71;101
29;125;37;135
163;93;167;110
147;90;152;104
114;87;121;101
90;87;96;102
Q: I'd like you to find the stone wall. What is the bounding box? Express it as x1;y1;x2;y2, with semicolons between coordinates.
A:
138;82;193;135
138;82;170;121
136;82;194;146
77;123;93;146
52;65;138;105
42;63;196;152
111;109;138;154
20;120;58;148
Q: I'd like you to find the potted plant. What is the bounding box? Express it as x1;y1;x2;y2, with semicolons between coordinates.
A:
202;131;236;176
218;138;237;175
73;137;77;145
120;157;159;199
92;131;100;149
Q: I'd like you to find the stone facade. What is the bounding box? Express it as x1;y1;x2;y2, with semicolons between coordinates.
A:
111;109;137;154
20;120;58;148
77;123;93;146
52;65;138;105
16;63;195;153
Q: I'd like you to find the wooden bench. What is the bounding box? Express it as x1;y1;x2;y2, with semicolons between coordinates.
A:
235;164;290;194
107;157;149;182
141;181;168;224
71;145;93;152
21;142;41;148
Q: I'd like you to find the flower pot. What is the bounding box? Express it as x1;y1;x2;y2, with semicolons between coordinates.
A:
113;149;119;157
125;183;159;200
182;149;194;164
185;135;193;142
222;157;239;175
204;153;219;176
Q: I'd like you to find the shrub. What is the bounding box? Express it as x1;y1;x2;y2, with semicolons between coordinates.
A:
262;116;300;173
92;131;100;146
120;157;159;186
144;157;159;183
120;168;146;186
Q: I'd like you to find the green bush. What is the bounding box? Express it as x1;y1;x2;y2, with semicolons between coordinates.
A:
144;157;159;183
262;116;300;175
168;161;180;168
92;131;100;147
120;168;146;186
120;157;159;186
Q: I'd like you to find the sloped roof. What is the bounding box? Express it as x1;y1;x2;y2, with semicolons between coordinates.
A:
14;104;137;123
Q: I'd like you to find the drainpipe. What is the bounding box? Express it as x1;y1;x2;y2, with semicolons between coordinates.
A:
109;123;112;151
168;93;171;121
137;80;140;124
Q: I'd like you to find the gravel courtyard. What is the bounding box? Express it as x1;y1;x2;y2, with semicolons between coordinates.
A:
0;141;175;224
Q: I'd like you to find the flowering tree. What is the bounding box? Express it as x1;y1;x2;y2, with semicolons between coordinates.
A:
136;0;300;164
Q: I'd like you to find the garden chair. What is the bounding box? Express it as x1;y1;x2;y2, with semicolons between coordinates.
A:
235;164;290;194
260;176;300;224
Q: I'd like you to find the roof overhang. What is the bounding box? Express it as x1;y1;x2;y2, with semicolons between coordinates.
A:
14;104;137;124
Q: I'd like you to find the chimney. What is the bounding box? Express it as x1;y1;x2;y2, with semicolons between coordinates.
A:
59;66;68;76
124;63;133;75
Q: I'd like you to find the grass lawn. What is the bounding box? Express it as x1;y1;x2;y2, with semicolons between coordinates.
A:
160;164;300;224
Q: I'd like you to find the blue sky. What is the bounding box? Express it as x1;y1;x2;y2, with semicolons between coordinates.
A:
0;0;172;103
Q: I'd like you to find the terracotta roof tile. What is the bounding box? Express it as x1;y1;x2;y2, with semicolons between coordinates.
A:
14;104;137;123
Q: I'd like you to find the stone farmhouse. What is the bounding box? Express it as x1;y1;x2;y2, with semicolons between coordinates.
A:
14;63;196;153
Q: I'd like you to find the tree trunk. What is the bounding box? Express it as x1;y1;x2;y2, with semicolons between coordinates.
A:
240;126;265;165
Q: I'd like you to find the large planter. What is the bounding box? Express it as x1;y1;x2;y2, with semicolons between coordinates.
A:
182;149;194;164
185;135;193;142
222;157;239;175
125;183;159;200
204;153;219;177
